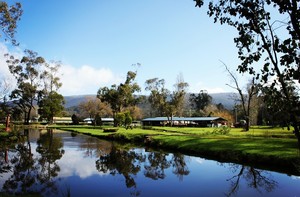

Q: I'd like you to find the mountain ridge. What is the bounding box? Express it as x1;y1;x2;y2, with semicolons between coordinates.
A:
64;92;238;110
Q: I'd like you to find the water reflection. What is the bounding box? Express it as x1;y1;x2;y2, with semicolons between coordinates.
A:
223;164;278;196
0;129;299;197
1;129;64;196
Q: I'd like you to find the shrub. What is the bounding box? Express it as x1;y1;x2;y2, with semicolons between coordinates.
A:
103;128;119;133
212;126;230;135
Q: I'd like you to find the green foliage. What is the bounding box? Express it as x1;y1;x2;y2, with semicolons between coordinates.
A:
145;76;189;119
95;114;102;126
115;112;125;127
97;70;141;126
39;91;65;122
145;78;169;116
103;128;119;132
0;2;23;45
71;114;79;125
124;111;132;127
189;90;212;112
212;126;231;135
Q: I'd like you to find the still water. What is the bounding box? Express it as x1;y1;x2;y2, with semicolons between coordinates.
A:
0;129;300;197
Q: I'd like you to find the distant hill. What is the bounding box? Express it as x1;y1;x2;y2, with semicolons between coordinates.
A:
63;92;238;110
64;95;97;108
210;92;238;109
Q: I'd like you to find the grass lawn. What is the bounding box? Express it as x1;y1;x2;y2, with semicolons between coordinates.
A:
49;125;300;174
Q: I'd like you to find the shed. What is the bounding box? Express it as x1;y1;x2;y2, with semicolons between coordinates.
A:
141;117;227;127
53;117;72;124
83;117;114;125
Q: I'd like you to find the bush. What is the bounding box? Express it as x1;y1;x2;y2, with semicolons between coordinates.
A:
212;126;230;135
103;128;119;133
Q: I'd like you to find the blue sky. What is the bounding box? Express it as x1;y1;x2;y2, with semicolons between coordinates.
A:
1;0;251;96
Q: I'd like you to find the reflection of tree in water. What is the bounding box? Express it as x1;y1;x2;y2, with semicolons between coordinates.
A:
2;129;64;196
144;152;171;180
36;129;64;195
144;151;190;181
224;164;278;197
0;148;11;175
79;136;112;158
96;145;146;188
95;143;190;196
171;153;190;181
0;135;26;177
2;129;37;195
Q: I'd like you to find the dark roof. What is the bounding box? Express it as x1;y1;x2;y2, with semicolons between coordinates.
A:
142;117;226;122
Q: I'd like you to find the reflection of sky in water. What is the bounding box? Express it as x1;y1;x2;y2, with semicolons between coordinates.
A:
1;131;300;197
57;148;109;179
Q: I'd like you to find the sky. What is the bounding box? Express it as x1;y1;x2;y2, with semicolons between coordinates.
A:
0;0;251;96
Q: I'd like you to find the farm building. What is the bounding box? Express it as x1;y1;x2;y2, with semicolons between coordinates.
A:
141;117;227;127
83;117;114;125
53;117;72;124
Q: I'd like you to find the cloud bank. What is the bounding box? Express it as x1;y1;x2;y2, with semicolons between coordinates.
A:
59;64;123;96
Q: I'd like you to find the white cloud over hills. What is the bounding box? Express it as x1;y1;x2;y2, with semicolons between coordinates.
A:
59;64;123;96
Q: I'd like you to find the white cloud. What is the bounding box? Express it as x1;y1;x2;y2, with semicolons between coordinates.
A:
59;64;123;96
194;158;205;165
189;81;228;94
0;42;124;96
58;149;108;179
0;43;12;77
0;43;19;92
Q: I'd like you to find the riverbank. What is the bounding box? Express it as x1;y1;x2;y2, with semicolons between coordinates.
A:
26;125;300;175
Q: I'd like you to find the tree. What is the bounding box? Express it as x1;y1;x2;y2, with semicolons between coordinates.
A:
145;76;189;125
194;0;300;140
0;2;23;45
125;106;143;121
172;73;189;117
6;49;46;124
224;63;258;131
115;112;125;127
204;104;235;126
71;114;80;125
189;90;212;116
38;61;64;123
124;111;132;128
145;78;169;117
79;97;112;126
97;70;141;127
38;91;64;123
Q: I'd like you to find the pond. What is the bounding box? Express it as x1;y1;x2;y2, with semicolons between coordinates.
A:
0;129;300;197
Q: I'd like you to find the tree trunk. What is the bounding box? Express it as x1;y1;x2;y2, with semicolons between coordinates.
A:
113;112;117;127
25;108;31;125
291;113;300;149
245;117;250;131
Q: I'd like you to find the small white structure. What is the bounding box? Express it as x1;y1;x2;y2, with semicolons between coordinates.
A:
53;117;72;124
83;117;114;125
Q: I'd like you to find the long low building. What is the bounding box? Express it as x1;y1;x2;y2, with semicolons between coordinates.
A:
141;117;227;127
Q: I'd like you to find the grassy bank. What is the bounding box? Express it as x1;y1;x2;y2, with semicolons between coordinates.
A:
51;125;300;174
